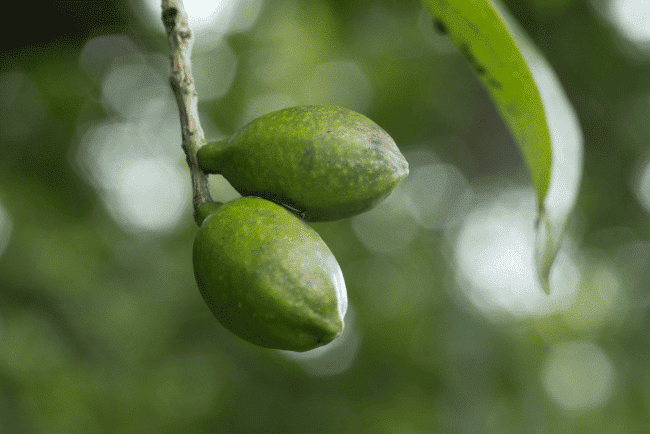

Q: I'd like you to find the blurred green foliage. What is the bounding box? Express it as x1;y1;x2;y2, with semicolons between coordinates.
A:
2;0;650;432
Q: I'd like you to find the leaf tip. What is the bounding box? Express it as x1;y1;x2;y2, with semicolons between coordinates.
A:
534;209;557;295
539;274;551;295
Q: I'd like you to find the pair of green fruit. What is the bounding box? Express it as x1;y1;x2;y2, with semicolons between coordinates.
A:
193;106;409;352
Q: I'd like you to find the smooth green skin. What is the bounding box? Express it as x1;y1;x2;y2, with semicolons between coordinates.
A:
197;105;409;221
193;197;348;352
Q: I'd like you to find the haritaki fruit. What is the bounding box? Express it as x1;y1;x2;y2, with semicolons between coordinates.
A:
193;197;348;351
197;105;409;221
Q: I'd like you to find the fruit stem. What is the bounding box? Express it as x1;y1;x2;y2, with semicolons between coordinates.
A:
162;0;214;226
196;139;230;174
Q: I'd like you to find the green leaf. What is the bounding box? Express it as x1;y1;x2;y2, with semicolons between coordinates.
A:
421;0;582;293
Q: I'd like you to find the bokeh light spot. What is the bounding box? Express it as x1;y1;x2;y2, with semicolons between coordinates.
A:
101;63;171;120
541;340;615;410
632;155;650;214
77;120;189;234
609;0;650;44
134;0;263;49
403;162;473;230
79;35;141;84
106;158;189;234
351;184;419;254
452;187;579;319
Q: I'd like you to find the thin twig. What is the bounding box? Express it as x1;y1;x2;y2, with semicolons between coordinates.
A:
161;0;213;225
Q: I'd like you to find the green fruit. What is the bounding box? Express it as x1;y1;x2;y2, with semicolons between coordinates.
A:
197;105;409;221
193;197;347;352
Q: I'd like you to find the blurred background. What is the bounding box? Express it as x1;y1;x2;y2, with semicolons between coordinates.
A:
2;0;650;432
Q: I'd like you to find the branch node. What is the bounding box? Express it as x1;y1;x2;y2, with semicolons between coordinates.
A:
161;7;178;34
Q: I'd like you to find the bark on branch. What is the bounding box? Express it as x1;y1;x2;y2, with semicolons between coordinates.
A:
161;0;213;225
